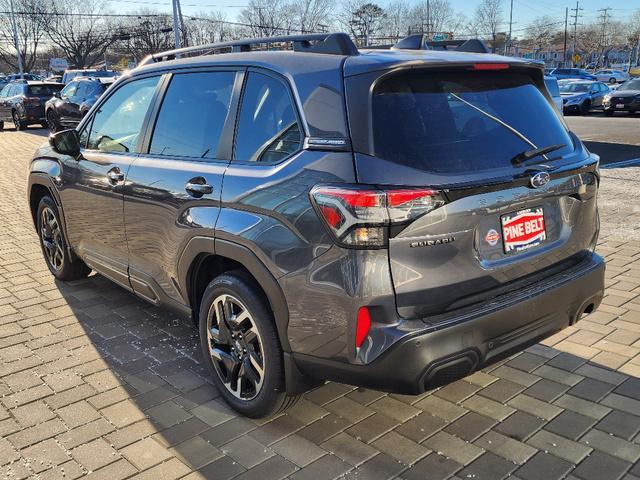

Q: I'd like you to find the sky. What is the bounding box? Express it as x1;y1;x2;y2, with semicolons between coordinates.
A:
105;0;639;33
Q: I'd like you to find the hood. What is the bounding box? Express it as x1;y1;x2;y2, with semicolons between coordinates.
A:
610;90;640;98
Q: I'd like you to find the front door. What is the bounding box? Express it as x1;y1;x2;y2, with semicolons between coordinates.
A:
59;75;161;289
123;69;241;307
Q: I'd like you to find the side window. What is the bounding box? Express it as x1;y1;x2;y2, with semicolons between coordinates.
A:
75;83;88;99
234;72;302;163
87;76;159;154
61;82;77;99
149;71;235;159
0;85;9;97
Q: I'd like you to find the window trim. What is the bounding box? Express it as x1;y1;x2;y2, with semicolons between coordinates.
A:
78;72;163;155
137;67;244;164
231;67;305;166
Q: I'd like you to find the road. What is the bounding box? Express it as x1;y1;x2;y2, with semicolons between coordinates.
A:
565;115;640;166
0;128;639;479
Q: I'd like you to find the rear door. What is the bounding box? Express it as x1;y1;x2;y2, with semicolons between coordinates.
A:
345;65;599;320
123;69;241;307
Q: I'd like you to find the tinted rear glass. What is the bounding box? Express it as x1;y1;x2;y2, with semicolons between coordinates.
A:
28;84;63;95
559;82;589;93
372;71;573;173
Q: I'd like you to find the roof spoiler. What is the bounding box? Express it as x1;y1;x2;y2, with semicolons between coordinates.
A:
392;34;490;54
140;32;359;66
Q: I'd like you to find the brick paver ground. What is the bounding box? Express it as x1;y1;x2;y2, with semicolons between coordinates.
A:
1;129;639;480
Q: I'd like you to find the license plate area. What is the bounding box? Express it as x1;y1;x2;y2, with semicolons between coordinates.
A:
616;103;625;109
501;208;546;254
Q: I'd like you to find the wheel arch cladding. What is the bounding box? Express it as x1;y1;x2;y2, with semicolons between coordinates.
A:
185;239;292;352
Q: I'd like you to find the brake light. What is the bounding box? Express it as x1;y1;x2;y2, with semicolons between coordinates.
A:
355;307;371;349
471;63;510;71
310;185;446;247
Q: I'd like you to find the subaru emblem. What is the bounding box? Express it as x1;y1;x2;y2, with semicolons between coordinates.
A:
530;171;550;189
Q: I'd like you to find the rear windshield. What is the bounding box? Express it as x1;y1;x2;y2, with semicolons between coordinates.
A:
27;84;63;95
372;71;573;173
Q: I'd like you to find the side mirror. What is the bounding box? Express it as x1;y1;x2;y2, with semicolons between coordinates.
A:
49;129;80;157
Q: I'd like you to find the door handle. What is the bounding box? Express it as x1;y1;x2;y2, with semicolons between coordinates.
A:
107;169;124;183
185;182;213;196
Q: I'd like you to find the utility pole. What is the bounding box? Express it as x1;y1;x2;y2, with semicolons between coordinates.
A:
597;7;611;68
505;0;514;55
9;0;23;77
563;7;568;67
172;0;182;49
570;1;582;67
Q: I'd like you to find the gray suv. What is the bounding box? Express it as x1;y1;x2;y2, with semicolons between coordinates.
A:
28;33;605;417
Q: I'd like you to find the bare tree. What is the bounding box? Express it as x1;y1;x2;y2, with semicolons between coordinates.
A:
474;0;503;52
0;0;47;72
290;0;334;33
238;0;291;37
116;11;174;62
338;0;385;46
44;0;114;68
185;11;232;45
408;0;461;36
380;0;410;40
525;15;559;53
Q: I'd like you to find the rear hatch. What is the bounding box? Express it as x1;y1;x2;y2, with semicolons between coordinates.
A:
344;59;599;321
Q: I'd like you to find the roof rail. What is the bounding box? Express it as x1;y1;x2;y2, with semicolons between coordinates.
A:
140;32;359;65
392;34;490;54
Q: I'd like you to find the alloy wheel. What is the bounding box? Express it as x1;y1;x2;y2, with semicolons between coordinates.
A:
40;207;64;271
206;294;265;400
12;111;21;130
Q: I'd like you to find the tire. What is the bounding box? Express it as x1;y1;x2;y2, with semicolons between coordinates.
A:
0;121;3;131
36;196;91;281
580;101;591;115
12;110;27;131
609;78;616;84
47;111;59;133
199;272;300;417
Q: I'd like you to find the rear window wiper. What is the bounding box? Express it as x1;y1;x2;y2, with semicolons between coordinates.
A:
510;144;566;166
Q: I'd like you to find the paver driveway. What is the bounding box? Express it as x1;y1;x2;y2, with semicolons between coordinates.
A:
1;129;640;480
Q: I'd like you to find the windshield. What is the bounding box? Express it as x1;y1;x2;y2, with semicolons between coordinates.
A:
372;71;573;174
619;79;640;91
559;83;589;93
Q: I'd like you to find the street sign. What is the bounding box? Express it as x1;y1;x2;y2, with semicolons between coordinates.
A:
49;58;68;72
572;54;581;64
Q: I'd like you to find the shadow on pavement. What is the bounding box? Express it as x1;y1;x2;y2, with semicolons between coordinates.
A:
46;269;640;479
584;141;640;166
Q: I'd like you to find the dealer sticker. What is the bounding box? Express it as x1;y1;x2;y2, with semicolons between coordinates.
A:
500;208;546;253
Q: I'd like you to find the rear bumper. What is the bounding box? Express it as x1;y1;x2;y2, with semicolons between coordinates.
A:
291;253;605;394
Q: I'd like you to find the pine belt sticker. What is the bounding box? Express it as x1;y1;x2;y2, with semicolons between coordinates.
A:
501;208;546;253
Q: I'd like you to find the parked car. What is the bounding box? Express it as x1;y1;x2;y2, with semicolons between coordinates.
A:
45;75;63;83
0;81;63;130
603;78;640;115
549;68;596;81
3;73;43;81
28;33;605;417
61;69;119;84
544;75;563;113
45;77;115;132
593;69;629;84
559;80;610;114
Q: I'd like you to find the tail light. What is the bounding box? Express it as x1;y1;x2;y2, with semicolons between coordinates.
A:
471;63;510;71
310;185;446;248
355;307;371;349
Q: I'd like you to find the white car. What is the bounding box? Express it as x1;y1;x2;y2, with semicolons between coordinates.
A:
594;69;629;84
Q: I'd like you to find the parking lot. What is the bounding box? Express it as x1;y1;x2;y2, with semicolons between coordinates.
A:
1;117;639;480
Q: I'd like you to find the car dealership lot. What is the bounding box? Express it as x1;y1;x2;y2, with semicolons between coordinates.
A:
1;125;639;479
